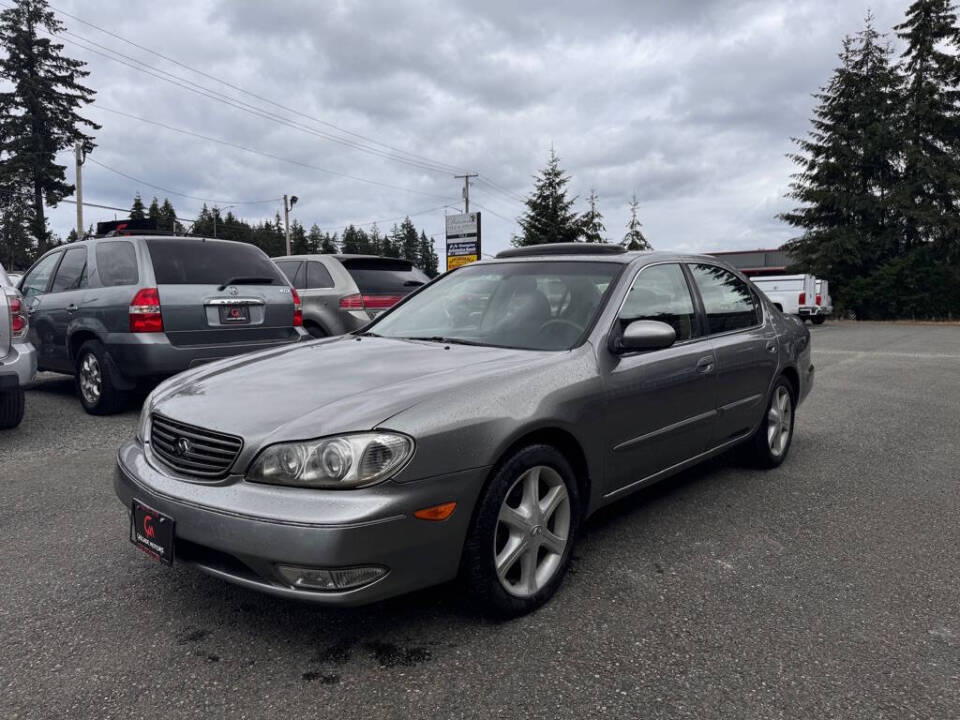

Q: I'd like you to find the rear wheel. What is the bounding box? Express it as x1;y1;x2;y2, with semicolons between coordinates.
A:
812;315;826;325
0;387;25;429
745;377;795;468
463;445;580;617
76;340;125;415
305;322;328;339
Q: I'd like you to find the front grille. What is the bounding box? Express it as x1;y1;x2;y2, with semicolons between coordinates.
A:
150;413;243;479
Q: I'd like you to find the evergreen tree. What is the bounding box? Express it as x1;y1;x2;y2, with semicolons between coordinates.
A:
399;217;419;262
781;17;903;297
129;193;146;220
158;198;180;233
579;189;607;242
322;232;338;254
514;148;581;246
368;223;383;255
147;196;160;223
417;230;439;277
622;194;651;250
289;220;308;255
894;0;960;260
341;224;362;254
307;224;324;254
0;0;99;252
385;223;403;258
0;187;33;269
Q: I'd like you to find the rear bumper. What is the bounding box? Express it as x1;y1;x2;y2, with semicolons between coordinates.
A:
797;306;821;317
104;330;308;378
114;440;486;606
0;341;37;388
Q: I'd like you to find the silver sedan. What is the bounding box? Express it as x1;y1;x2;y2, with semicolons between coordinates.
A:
115;244;813;616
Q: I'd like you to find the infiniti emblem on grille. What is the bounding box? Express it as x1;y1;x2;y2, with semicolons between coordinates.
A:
174;437;191;456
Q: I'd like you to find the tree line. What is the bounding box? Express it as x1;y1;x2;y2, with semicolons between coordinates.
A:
783;1;960;319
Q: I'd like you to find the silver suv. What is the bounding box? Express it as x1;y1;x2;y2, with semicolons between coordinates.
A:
273;254;429;337
17;235;307;414
0;262;36;429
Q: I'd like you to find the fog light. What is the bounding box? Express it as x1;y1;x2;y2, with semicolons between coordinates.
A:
277;564;387;591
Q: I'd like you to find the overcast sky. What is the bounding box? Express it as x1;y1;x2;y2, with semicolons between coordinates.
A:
41;0;910;258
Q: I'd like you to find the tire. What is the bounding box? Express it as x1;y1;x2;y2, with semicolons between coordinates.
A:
305;322;328;339
811;315;826;325
0;387;25;429
745;376;796;468
463;444;581;618
75;340;125;415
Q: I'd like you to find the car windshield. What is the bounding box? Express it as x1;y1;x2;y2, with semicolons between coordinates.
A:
367;261;621;350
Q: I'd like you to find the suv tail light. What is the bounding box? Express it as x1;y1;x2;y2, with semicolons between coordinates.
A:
291;288;303;327
815;293;822;305
339;294;402;311
130;287;163;333
798;292;807;305
8;295;27;339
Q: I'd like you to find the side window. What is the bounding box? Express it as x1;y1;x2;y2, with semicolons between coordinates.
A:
20;252;61;298
619;263;696;342
275;261;305;289
50;247;88;293
306;261;334;289
689;264;761;334
95;241;139;287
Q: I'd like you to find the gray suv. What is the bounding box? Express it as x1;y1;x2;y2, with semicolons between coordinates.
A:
273;255;429;337
0;262;37;428
18;235;306;414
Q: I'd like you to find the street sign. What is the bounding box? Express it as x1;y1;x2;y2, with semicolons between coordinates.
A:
445;212;481;271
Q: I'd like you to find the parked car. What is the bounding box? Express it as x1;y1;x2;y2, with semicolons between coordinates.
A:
273;254;429;337
750;274;820;321
116;244;813;616
17;235;307;415
0;262;36;429
813;279;832;324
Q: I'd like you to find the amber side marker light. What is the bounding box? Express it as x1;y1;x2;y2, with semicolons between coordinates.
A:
414;502;457;521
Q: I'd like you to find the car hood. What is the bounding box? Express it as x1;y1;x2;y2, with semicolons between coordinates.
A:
150;335;545;443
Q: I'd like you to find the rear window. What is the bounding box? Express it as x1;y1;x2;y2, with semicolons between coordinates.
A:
339;258;428;294
96;241;139;287
147;239;286;286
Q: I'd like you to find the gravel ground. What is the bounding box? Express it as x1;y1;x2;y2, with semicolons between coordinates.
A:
1;321;957;719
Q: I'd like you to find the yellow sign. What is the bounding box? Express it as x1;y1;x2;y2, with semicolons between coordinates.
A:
447;254;478;271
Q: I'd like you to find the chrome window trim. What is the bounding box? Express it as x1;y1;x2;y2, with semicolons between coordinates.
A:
685;262;765;340
609;260;704;349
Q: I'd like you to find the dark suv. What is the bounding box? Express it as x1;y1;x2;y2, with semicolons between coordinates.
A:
18;235;306;414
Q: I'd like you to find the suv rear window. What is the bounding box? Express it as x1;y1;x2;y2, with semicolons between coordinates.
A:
147;239;285;286
339;258;428;294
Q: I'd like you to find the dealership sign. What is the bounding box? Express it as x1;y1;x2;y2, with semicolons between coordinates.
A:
445;212;481;271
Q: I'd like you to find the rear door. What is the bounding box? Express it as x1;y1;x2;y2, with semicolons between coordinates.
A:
145;238;297;347
338;258;429;318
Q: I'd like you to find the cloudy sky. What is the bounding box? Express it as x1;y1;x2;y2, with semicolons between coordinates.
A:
38;0;911;258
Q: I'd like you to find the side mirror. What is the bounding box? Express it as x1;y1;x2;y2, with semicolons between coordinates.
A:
613;319;676;353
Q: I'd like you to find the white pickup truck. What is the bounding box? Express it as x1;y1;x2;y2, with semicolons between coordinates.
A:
813;279;832;324
751;274;821;322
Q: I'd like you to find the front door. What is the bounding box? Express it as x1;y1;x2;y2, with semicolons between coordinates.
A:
18;251;62;369
602;263;717;497
46;246;89;372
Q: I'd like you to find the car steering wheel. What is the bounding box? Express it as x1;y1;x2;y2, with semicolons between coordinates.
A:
537;318;583;338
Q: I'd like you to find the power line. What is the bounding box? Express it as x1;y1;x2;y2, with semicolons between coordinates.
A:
475;176;527;205
89;105;458;201
48;2;470;176
471;201;515;224
319;204;460;234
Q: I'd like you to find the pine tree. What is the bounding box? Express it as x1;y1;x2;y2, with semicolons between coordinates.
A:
894;0;960;260
514;148;581;246
417;230;439;276
306;224;323;254
322;232;338;254
0;0;99;252
341;225;361;254
622;194;651;250
290;220;308;254
399;217;419;262
129;193;146;220
580;189;607;243
385;224;403;258
147;196;160;223
158;198;179;233
368;223;383;255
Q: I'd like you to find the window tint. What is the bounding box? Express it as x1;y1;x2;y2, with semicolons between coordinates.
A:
147;239;286;285
619;263;696;342
96;241;139;287
306;261;335;289
690;264;761;334
275;260;305;289
50;247;87;293
20;252;61;298
340;258;429;294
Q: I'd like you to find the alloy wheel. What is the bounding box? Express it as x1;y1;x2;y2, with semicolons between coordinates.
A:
79;353;102;406
494;465;571;598
767;385;792;457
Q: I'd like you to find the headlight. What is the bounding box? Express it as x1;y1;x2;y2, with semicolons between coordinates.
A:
135;391;156;444
246;432;414;489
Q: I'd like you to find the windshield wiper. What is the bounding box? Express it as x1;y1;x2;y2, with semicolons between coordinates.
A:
403;280;425;287
356;331;380;337
401;335;485;346
218;276;275;290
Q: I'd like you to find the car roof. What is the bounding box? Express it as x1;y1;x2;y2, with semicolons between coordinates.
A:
274;254;414;263
474;250;736;268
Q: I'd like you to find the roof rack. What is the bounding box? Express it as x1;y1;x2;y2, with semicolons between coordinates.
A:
495;242;627;259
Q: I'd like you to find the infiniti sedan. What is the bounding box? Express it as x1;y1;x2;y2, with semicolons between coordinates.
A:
115;244;813;616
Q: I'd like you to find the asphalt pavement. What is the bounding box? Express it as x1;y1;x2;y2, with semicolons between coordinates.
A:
1;322;957;719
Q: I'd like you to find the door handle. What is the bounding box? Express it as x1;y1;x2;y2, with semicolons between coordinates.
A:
765;340;778;354
65;303;79;313
696;356;715;373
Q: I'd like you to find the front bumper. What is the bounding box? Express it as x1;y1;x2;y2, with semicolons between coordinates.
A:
114;440;486;606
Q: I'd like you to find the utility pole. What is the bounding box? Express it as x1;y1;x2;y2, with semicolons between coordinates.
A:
75;145;85;237
283;194;298;255
455;174;478;214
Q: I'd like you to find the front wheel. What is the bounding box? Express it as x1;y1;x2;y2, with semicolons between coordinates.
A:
745;377;795;468
462;445;580;617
